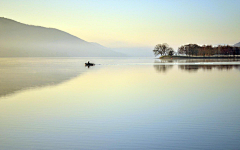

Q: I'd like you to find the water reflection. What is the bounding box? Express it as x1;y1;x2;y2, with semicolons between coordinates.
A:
153;60;173;73
154;59;240;73
85;65;95;68
0;58;88;98
179;65;240;72
1;58;240;150
155;58;240;63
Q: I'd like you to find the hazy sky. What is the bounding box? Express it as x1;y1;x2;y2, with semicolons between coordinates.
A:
1;0;240;49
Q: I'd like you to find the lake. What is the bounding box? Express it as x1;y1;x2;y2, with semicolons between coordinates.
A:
1;57;240;150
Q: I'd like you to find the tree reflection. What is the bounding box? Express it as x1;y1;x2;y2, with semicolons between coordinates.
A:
153;60;173;73
179;65;240;72
154;59;240;73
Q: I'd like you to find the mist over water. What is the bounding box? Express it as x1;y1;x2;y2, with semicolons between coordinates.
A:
0;58;240;150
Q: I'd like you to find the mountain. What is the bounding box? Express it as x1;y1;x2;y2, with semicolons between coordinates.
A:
112;47;155;57
234;42;240;47
90;42;155;57
90;42;109;49
0;17;125;57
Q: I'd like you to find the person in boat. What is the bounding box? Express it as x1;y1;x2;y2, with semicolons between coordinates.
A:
85;61;94;66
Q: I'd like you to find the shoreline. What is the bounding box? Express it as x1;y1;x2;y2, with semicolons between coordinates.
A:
160;56;240;59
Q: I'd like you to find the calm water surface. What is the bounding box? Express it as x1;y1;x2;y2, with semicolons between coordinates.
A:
0;58;240;150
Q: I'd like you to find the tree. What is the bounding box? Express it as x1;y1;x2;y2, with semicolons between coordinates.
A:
153;43;173;57
177;44;238;57
184;44;201;56
178;45;186;55
168;49;175;56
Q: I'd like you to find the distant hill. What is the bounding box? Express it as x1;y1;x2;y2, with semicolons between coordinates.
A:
112;47;155;57
90;42;109;49
0;17;125;57
234;42;240;47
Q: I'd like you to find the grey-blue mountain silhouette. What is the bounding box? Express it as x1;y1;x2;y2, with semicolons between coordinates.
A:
90;42;154;57
0;17;125;57
234;42;240;47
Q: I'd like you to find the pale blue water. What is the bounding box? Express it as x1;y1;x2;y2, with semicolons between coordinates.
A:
0;58;240;150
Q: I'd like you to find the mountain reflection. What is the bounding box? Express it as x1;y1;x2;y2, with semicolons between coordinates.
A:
154;59;240;73
0;58;87;98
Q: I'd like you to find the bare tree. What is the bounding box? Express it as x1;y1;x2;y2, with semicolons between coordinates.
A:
153;43;173;57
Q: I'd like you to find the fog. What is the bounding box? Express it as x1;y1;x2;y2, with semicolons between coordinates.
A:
0;17;125;57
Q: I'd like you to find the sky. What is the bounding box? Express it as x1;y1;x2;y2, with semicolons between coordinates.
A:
1;0;240;50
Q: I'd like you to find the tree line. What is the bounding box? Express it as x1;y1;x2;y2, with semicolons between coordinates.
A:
153;43;240;57
178;44;240;57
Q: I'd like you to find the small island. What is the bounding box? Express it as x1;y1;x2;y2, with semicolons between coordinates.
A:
153;43;240;59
